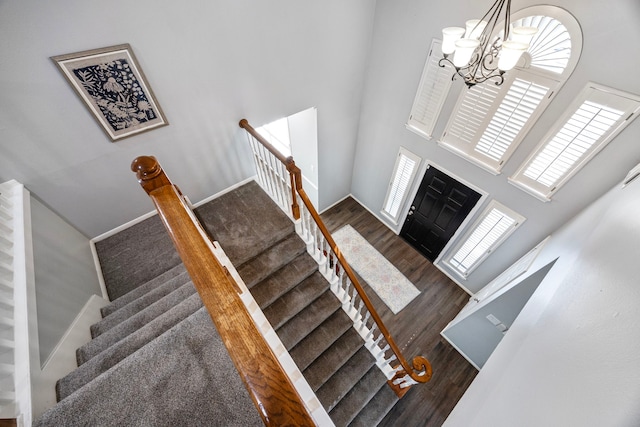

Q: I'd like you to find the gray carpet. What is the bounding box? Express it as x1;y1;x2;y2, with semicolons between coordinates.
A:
95;214;182;301
37;308;262;427
38;180;399;426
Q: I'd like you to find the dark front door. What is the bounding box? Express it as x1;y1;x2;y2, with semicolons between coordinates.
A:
400;166;481;261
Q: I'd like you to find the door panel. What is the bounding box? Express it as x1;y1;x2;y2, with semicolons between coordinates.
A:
401;166;481;261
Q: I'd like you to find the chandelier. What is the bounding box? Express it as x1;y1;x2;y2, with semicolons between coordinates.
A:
439;0;537;87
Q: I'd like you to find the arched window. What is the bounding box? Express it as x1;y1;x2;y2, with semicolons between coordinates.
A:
438;6;583;174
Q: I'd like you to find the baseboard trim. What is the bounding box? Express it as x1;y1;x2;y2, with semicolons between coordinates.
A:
92;176;258;244
347;194;399;235
192;176;256;208
318;194;350;215
89;176;258;301
89;241;109;300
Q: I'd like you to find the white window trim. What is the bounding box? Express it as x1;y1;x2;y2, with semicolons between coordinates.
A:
509;82;640;201
406;39;454;140
381;147;422;225
442;200;526;279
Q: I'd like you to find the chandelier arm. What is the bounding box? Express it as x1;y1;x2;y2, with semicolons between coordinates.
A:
504;0;512;40
441;0;515;88
478;0;506;47
438;56;465;83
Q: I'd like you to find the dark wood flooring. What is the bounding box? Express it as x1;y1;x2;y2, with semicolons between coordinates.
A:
320;197;478;427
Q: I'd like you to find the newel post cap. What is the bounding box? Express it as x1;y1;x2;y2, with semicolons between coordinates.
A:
131;156;162;182
131;156;172;194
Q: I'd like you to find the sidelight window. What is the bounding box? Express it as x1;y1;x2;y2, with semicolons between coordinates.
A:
382;147;421;224
444;201;525;277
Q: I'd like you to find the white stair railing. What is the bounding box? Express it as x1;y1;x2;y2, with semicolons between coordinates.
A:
0;180;32;426
240;120;432;395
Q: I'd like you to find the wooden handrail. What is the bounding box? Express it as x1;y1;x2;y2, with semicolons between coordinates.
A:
131;156;315;427
239;119;432;396
239;119;300;220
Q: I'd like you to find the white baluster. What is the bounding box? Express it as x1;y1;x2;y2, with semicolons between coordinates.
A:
258;145;276;199
374;334;384;347
342;279;353;310
328;250;338;282
354;299;365;327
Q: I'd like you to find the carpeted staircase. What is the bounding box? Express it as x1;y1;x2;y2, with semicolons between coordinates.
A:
35;181;399;426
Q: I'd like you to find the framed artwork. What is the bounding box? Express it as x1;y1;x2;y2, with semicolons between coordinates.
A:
52;44;168;141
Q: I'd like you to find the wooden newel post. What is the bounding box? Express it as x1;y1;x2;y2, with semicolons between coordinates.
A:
131;156;172;194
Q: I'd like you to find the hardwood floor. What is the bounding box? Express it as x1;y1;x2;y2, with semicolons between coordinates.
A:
320;197;478;427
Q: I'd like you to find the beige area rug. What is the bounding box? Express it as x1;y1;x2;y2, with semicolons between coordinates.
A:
332;225;420;314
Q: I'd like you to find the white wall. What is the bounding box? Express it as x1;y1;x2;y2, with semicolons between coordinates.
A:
288;107;319;207
0;0;375;237
444;173;640;426
351;0;640;292
30;197;103;365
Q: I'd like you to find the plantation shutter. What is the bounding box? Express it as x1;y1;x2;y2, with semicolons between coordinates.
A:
382;148;421;223
447;201;524;277
407;39;454;139
442;81;503;149
474;78;551;162
511;84;640;200
440;70;558;172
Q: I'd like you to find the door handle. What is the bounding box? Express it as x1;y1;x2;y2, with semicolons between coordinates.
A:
410;205;416;211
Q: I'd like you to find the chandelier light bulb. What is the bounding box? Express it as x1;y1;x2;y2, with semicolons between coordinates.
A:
498;41;528;70
465;19;488;40
438;0;520;87
442;27;466;54
453;39;480;67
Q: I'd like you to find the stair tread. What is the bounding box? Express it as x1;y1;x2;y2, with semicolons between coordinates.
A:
38;308;262;427
289;308;353;372
303;327;364;391
91;270;191;338
329;365;389;427
78;281;197;365
274;288;341;350
263;271;328;331
316;346;376;412
250;253;318;309
237;233;308;290
348;383;399;427
95;214;183;301
101;263;187;317
194;181;294;266
57;293;203;401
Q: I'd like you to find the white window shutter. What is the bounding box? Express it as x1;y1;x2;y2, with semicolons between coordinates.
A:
440;70;558;172
446;201;525;277
510;83;640;200
407;39;454;139
382;147;421;223
474;78;551;162
442;80;503;149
